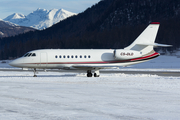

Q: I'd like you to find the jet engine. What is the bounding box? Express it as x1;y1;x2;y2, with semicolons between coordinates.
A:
114;49;142;60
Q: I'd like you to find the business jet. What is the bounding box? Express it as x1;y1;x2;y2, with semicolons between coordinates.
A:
9;22;171;77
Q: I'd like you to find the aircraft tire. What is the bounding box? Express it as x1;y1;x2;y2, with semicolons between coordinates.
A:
87;73;92;77
33;75;37;77
94;73;100;77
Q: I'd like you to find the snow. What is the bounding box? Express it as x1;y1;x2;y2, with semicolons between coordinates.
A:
175;50;180;56
0;55;180;120
0;19;18;27
4;13;25;20
0;71;180;120
3;8;76;30
0;31;4;35
4;21;19;27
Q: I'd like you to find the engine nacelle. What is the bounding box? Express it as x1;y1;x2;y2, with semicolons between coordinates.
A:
114;49;142;60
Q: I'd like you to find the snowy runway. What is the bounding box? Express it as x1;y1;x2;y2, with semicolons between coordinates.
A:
0;71;180;120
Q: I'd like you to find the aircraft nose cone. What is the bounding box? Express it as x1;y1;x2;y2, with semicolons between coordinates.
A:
9;60;17;67
9;58;23;67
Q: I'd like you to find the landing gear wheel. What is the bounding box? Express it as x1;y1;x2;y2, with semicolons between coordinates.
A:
94;70;100;77
87;70;92;77
94;73;100;77
33;75;37;77
87;73;92;77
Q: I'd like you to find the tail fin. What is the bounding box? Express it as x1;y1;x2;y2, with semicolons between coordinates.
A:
125;22;171;54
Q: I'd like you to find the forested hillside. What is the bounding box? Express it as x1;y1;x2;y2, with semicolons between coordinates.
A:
0;0;180;59
0;20;35;38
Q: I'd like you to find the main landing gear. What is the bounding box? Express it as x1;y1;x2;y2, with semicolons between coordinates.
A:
87;70;100;77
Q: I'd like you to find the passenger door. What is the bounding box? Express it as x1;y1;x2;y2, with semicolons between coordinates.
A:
40;52;47;67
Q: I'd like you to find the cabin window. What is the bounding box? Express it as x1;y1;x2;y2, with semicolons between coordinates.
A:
84;55;87;58
59;55;61;58
32;53;36;57
63;55;66;58
88;55;91;58
80;55;82;58
71;55;74;58
55;55;58;58
75;55;78;58
67;55;70;58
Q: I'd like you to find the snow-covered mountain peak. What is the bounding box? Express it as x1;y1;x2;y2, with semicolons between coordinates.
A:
3;8;76;30
37;8;48;12
31;8;49;14
60;9;74;14
4;13;25;21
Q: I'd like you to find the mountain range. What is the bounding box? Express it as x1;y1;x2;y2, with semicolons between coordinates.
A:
3;8;76;30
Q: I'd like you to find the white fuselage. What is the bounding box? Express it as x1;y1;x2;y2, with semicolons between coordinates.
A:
9;49;159;70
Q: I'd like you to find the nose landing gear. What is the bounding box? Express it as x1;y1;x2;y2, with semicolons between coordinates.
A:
33;68;37;77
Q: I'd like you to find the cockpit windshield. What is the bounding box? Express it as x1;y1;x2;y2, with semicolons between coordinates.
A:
24;53;29;57
28;53;32;57
23;53;36;57
32;53;36;56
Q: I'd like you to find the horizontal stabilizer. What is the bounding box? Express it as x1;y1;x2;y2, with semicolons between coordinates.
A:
137;43;172;47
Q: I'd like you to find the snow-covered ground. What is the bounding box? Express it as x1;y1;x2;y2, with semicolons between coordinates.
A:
0;55;180;120
0;71;180;120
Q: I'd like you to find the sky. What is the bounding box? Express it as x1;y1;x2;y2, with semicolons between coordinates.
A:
0;0;100;19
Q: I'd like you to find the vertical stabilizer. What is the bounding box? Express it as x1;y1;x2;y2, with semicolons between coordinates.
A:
124;22;160;54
